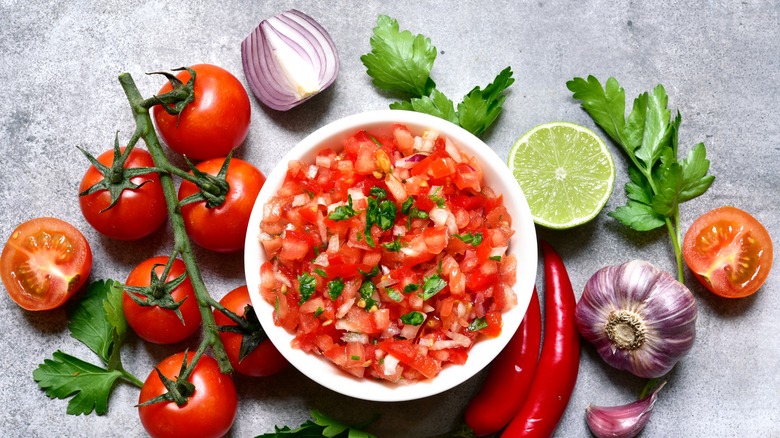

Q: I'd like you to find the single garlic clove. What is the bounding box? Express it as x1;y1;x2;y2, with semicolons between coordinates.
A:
585;382;666;438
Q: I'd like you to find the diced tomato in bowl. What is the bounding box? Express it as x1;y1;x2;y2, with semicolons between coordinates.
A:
244;110;537;402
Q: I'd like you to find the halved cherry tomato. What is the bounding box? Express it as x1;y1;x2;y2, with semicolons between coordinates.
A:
153;64;250;162
683;206;773;298
213;285;289;377
1;217;92;310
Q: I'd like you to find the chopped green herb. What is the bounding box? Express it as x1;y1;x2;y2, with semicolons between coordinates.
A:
386;288;403;302
400;311;425;326
314;268;327;278
314;307;324;317
489;255;502;261
421;274;447;300
403;283;419;294
359;280;379;310
351;355;361;361
468;316;488;332
328;195;358;221
429;187;446;207
370;186;388;199
454;232;483;246
406;207;428;229
401;197;414;214
298;273;317;304
382;236;403;252
360;265;380;278
327;278;345;300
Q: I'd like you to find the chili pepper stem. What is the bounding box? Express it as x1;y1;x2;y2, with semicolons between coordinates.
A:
117;72;233;374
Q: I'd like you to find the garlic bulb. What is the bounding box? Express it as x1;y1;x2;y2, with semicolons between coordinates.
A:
586;381;666;438
575;260;697;378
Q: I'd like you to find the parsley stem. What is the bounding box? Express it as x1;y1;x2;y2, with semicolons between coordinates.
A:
666;212;685;284
117;72;232;374
120;366;144;388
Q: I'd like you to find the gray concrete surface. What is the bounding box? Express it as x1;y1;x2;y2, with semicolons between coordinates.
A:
1;1;778;437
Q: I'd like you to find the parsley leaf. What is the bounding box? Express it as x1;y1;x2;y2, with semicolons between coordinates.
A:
360;15;436;97
421;274;447;300
34;280;140;415
390;89;459;126
458;67;516;137
567;75;715;281
34;351;126;416
259;409;378;438
362;15;513;137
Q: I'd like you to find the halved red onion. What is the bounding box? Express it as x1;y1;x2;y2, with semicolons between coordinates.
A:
241;9;339;111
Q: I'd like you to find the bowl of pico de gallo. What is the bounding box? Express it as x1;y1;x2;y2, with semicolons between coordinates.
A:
244;110;537;401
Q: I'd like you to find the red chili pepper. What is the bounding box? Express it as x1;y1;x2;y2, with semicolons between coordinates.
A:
464;287;542;436
501;240;580;438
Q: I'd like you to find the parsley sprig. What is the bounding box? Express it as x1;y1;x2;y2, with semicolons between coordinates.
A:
33;280;142;415
361;15;514;137
568;76;715;281
259;409;378;437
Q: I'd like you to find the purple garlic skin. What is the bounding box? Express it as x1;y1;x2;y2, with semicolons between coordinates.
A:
575;260;697;378
586;382;666;438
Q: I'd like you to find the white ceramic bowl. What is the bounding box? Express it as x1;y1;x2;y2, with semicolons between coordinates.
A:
244;110;537;402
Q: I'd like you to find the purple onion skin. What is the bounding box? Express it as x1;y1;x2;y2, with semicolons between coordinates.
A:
575;260;697;379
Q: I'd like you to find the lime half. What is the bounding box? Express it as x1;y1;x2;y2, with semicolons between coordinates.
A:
508;122;615;229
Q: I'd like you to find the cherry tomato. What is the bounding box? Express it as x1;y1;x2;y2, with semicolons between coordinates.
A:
213;285;289;377
138;351;237;438
79;147;167;240
178;157;265;253
1;218;92;311
683;206;773;298
122;256;202;344
153;64;251;161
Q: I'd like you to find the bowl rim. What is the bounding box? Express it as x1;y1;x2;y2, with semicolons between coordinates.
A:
244;109;537;402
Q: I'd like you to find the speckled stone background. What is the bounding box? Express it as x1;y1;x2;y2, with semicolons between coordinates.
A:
1;1;778;437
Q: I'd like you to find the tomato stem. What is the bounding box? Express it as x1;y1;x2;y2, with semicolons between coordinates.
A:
117;72;233;374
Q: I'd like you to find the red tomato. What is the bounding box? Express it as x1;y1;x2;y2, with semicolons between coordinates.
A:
138;352;237;438
1;217;92;310
123;256;201;344
683;206;773;298
213;285;289;377
153;64;250;161
79;147;167;240
178;157;265;253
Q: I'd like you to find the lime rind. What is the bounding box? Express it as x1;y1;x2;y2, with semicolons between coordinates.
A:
508;122;615;229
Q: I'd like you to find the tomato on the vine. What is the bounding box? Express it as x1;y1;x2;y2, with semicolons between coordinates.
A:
138;351;238;438
178;157;265;253
213;285;289;377
153;64;251;161
1;217;92;311
122;256;201;344
683;206;773;298
79;147;167;240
